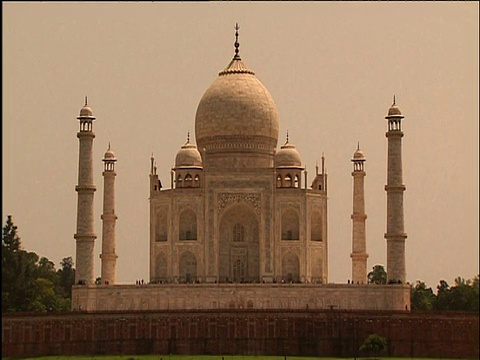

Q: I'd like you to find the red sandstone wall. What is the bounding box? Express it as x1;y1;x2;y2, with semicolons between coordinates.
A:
2;310;478;358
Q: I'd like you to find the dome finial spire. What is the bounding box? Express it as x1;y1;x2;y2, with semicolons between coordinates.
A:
187;130;190;143
357;141;360;150
393;94;396;105
286;130;289;143
234;23;240;59
108;141;111;150
85;95;88;106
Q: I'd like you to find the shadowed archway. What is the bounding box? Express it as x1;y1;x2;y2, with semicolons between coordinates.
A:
219;203;259;283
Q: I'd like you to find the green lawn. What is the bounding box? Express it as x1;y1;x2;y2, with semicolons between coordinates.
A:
4;356;475;360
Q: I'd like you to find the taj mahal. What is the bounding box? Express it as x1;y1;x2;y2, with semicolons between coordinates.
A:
71;26;410;312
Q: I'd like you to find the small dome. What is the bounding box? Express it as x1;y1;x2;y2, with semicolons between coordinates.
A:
175;140;203;168
387;97;403;117
104;148;116;161
387;103;402;116
80;104;93;117
275;140;302;168
78;97;95;119
353;148;366;161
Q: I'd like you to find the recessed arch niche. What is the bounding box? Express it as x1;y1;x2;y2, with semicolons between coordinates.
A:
219;203;259;283
179;251;197;283
179;208;197;240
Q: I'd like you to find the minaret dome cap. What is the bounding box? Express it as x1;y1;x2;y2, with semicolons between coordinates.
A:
386;96;403;117
352;148;366;161
103;148;116;161
78;97;95;119
80;104;93;117
387;103;402;116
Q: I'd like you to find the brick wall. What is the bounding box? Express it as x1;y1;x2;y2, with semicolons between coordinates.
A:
2;309;478;358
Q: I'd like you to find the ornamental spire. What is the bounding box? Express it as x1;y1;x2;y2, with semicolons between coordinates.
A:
85;95;88;106
393;95;396;105
219;23;255;76
322;152;325;175
234;23;240;59
150;153;154;174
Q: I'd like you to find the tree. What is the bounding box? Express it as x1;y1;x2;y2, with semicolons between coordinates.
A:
3;245;39;312
2;215;21;310
435;276;479;312
2;215;21;251
411;281;436;310
359;333;387;359
37;257;58;284
2;215;74;313
57;257;75;299
368;265;387;285
24;276;70;312
2;215;38;312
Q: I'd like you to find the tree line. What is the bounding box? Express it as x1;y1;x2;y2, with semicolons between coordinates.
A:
2;216;479;313
2;215;74;312
368;264;479;312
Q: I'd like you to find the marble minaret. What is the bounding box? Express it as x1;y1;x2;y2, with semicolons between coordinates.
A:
350;143;368;284
74;98;97;285
100;144;118;285
385;96;407;284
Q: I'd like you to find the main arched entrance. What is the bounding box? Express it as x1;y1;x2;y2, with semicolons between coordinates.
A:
219;203;259;283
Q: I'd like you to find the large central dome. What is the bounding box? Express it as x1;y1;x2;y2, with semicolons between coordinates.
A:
195;32;279;169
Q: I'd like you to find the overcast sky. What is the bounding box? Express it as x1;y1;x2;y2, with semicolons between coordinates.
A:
3;2;478;289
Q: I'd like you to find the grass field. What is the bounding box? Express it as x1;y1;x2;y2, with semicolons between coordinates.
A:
5;356;474;360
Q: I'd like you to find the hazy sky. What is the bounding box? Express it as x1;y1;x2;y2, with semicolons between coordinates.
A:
3;2;478;289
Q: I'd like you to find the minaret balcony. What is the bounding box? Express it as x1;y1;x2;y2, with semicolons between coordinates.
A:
384;185;406;192
351;214;367;220
384;233;407;239
77;129;95;139
385;130;404;138
75;185;96;192
74;233;97;241
101;214;118;221
100;253;118;260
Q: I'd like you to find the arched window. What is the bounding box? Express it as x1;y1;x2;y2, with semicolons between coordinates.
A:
177;175;182;188
311;255;323;280
311;209;322;241
294;175;300;188
282;253;300;283
155;252;167;280
233;223;244;242
184;173;193;187
233;259;246;282
282;209;299;240
276;175;282;188
194;174;200;187
285;174;292;188
155;209;168;241
179;251;197;283
179;209;197;240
